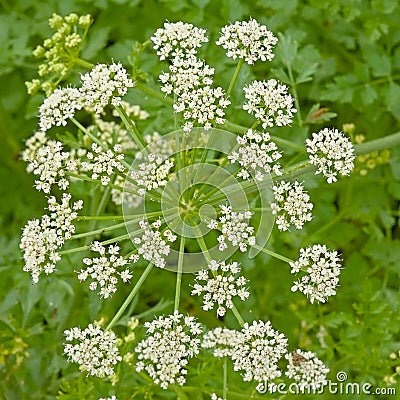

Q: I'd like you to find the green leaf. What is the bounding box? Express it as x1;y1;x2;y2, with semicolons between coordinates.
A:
276;33;298;67
385;82;400;120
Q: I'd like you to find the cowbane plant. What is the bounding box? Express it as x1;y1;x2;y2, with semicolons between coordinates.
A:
19;13;400;400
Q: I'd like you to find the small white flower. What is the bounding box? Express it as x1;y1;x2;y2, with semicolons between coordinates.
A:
63;323;121;377
208;206;255;252
39;87;83;131
216;18;278;64
290;244;342;303
21;131;78;193
285;349;330;390
151;21;208;61
306;128;355;183
129;154;174;196
98;397;118;400
80;143;125;185
135;311;202;389
20;193;83;283
243;79;296;128
191;260;249;317
134;219;176;268
160;56;230;131
77;242;135;298
202;327;243;358
80;62;134;114
270;180;313;231
228;129;282;180
230;320;288;384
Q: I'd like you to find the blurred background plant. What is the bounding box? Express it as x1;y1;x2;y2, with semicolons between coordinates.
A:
0;0;399;399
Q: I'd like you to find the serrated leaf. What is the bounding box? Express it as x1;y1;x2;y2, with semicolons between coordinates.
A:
295;62;318;84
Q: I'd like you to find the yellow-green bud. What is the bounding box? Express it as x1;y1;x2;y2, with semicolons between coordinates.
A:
48;13;63;29
25;79;41;95
65;13;78;25
33;45;45;58
79;14;92;29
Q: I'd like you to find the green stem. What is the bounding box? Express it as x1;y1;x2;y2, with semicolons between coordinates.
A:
223;357;228;400
354;131;400;155
75;58;93;69
227;59;244;97
287;65;303;128
174;232;186;312
115;105;146;149
195;233;245;327
70;117;106;149
253;245;294;263
106;263;154;330
222;120;304;152
58;233;130;255
136;82;174;105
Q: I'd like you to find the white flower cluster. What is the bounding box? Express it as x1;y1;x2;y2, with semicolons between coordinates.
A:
290;244;342;303
306;128;355;183
89;116;136;151
202;327;242;358
228;129;282;180
135;311;202;389
39;87;83;131
216;18;278;64
191;260;249;317
80;62;134;114
270;180;313;231
64;323;121;377
20;193;83;283
231;320;288;383
130;154;174;196
208;205;255;252
210;394;224;400
150;21;208;60
21;131;77;193
133;220;176;268
243;79;296;128
81;143;125;186
99;397;117;400
285;349;330;390
78;241;137;298
160;56;230;132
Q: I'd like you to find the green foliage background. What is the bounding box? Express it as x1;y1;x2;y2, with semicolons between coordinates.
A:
0;0;400;399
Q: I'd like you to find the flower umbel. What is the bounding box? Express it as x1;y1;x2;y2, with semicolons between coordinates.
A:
228;129;282;180
133;219;177;268
285;349;330;390
20;193;83;283
216;18;278;64
191;260;250;317
243;79;296;128
230;320;288;384
202;327;243;358
208;206;255;252
39;87;83;131
64;323;121;377
135;311;202;389
78;241;137;298
270;180;313;231
306;128;355;183
80;62;134;114
290;244;342;303
151;21;208;61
